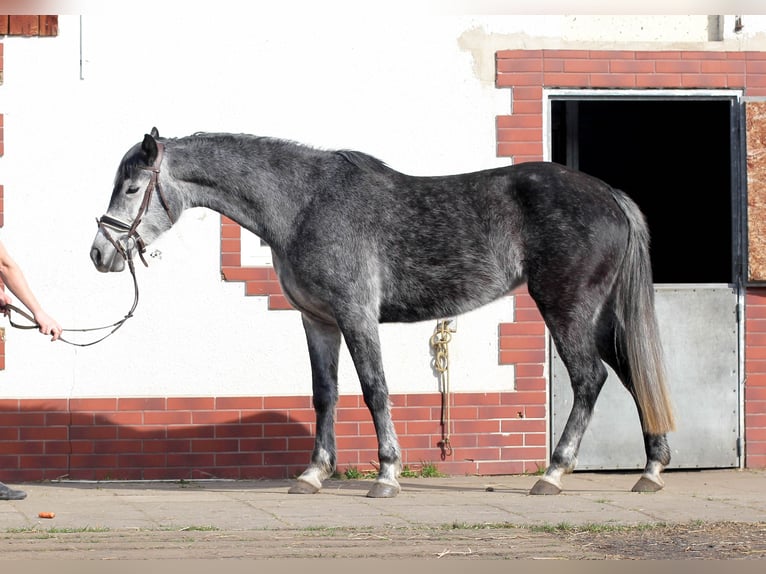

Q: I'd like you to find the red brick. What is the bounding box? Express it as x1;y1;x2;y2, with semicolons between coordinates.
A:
263;395;311;410
94;440;142;454
635;51;682;60
543;73;590;87
452;419;501;435
454;392;500;406
220;238;240;254
499;335;545;350
220;223;241;238
546;49;590;59
118;397;166;411
589;74;638;88
515;377;546;391
497;142;543;158
223;266;274;282
496;58;543;73
167;425;214;439
168;397;214;410
500;446;547;461
681;74;730;88
563;59;609;73
143;439;191;453
542;59;564;73
191;439;239;452
268;294;293;310
511;100;542;115
19;427;67;440
524;432;547;446
167;453;215;467
638;74;683;88
70;426;117;440
656;60;701;73
143;410;191;424
511;86;543;100
70;398;117;411
610;60;654;73
514;364;544;378
402;394;439;408
216;396;264;410
499;322;545;336
745;427;766;442
118;425;165;439
499;349;545;365
69;454;118;468
497;49;543;60
745;359;766;375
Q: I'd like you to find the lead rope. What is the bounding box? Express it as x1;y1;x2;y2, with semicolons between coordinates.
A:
430;318;456;460
1;247;140;347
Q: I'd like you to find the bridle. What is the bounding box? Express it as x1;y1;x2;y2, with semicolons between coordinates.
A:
2;141;175;347
97;142;174;268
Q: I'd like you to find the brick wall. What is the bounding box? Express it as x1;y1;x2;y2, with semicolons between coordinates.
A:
0;393;541;481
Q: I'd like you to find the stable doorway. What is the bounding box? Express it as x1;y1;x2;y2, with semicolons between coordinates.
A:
548;92;743;469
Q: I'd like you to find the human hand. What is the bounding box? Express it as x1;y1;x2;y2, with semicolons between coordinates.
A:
33;310;62;342
0;292;11;316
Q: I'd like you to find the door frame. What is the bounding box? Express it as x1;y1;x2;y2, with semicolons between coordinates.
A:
542;88;746;468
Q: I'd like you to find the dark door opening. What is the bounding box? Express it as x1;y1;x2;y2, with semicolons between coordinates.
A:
551;98;736;284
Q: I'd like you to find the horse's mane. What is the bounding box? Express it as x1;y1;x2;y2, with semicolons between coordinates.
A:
182;132;391;174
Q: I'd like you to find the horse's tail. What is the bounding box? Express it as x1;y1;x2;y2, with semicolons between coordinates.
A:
610;188;676;435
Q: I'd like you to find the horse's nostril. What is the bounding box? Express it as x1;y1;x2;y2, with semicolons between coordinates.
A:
90;247;102;268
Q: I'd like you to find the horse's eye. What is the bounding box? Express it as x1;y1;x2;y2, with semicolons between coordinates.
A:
126;186;140;195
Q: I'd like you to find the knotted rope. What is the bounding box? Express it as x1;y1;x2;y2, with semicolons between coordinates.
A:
430;318;456;460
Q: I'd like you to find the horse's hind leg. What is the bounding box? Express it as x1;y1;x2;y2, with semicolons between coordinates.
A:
289;315;342;494
529;293;609;495
596;322;671;493
531;341;608;495
632;433;670;492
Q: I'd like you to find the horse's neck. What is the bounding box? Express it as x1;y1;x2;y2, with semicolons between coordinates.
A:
167;138;309;251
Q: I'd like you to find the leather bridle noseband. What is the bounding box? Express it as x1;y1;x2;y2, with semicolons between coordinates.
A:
2;141;175;347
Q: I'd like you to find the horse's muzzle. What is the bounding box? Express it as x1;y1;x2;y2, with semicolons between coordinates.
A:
90;243;126;273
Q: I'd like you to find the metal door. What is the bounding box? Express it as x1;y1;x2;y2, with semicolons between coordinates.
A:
551;285;740;469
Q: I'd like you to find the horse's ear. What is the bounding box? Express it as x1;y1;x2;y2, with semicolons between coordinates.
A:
142;133;158;164
150;127;160;138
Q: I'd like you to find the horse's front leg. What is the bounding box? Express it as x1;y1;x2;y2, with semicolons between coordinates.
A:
289;315;342;494
340;318;401;498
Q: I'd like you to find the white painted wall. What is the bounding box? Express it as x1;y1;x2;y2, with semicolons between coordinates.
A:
1;6;765;399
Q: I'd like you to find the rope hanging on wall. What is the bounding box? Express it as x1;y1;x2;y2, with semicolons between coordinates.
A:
430;318;456;460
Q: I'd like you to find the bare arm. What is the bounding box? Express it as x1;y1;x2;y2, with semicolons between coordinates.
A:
0;240;62;341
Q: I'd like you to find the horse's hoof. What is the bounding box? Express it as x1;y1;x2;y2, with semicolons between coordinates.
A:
631;476;664;493
288;480;320;494
366;482;400;498
529;478;562;495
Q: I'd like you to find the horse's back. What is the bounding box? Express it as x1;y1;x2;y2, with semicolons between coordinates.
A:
286;157;630;324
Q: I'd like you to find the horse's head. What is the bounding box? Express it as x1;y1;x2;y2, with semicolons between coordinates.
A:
90;128;176;272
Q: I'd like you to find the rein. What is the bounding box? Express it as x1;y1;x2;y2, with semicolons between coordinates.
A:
2;255;139;347
2;142;173;347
